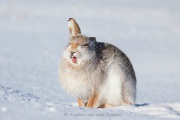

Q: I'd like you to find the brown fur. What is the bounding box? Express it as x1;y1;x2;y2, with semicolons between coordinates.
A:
71;42;80;49
68;18;81;36
86;93;99;108
98;104;114;108
78;99;85;107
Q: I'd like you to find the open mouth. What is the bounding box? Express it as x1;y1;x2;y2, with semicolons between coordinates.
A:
71;56;77;63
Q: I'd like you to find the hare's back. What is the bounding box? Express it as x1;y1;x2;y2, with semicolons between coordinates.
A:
96;42;136;80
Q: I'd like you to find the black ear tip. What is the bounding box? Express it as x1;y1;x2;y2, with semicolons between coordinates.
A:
68;18;73;21
89;37;96;41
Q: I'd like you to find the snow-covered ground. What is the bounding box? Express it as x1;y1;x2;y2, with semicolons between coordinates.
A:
0;0;180;120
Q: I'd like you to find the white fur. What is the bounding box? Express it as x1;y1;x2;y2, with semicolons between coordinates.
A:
59;33;136;107
63;45;95;65
60;73;94;101
60;48;99;101
60;17;136;107
100;65;124;105
60;46;136;106
91;63;125;108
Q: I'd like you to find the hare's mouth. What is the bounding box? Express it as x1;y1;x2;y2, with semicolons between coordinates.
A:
71;56;77;63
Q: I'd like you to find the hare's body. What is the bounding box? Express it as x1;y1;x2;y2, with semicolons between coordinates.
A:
59;18;136;108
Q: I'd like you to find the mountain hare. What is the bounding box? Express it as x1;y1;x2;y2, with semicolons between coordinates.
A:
59;18;136;108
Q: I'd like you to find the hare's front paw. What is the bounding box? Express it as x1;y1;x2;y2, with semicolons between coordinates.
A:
78;99;85;107
86;94;100;108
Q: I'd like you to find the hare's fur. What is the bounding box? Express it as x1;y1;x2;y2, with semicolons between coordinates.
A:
59;35;136;108
59;18;136;108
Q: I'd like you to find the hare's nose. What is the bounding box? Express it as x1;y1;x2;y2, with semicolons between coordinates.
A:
71;51;76;56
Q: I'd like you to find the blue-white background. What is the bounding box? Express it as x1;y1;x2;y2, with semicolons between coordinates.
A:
0;0;180;119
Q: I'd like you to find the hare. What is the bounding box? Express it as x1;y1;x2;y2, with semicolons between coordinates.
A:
59;18;136;108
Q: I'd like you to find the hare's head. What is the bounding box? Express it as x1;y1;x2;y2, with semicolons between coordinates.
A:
64;18;96;65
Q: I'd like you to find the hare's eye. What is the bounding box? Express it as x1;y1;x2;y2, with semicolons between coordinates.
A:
83;43;88;47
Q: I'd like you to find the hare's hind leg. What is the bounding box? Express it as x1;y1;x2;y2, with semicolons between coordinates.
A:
98;104;114;108
121;78;136;105
78;98;85;107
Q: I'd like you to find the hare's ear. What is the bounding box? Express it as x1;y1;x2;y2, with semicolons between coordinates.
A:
89;37;96;42
68;18;81;36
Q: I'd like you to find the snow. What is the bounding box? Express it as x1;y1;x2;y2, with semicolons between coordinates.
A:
0;0;180;120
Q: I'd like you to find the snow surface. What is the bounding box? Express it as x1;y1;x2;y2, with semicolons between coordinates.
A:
0;0;180;120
